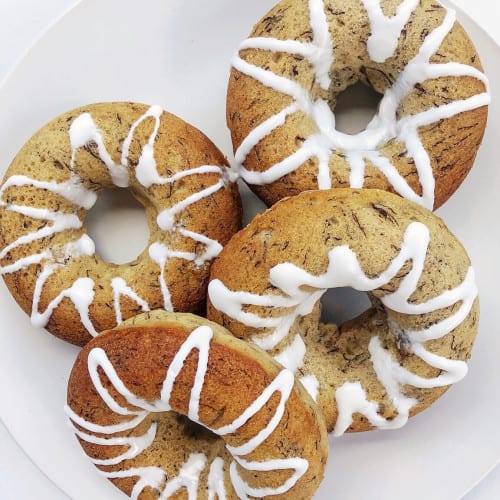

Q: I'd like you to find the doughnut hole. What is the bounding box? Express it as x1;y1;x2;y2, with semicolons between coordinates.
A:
320;286;372;326
331;82;383;135
86;188;150;265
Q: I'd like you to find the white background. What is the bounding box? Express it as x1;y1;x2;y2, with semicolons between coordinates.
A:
0;0;498;498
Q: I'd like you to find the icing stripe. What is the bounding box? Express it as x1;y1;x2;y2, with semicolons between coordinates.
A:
230;456;309;499
156;178;225;231
361;0;420;63
207;458;227;500
69;112;129;188
111;277;150;325
69;421;157;466
215;369;295;456
30;235;97;336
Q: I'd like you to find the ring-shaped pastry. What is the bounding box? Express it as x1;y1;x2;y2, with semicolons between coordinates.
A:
0;102;241;345
208;189;479;434
227;0;489;209
65;311;328;499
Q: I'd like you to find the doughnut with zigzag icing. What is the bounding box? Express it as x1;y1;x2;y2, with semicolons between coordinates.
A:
66;311;328;499
227;0;489;209
0;102;241;345
208;189;479;434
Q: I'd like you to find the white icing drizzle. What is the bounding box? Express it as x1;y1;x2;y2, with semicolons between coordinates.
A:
207;457;227;500
65;325;308;498
274;334;306;372
102;466;165;500
148;231;222;312
121;104;163;175
299;375;320;402
178;228;223;266
230;456;309;499
0;105;230;335
0;174;96;277
111;277;150;325
148;243;175;311
30;235;98;336
137;163;222;190
232;0;490;209
334;381;387;433
361;0;420;62
215;369;295;456
161;453;207;500
156;179;226;231
69;112;129;188
68;421;158;466
208;222;477;434
238;0;333;91
0;173;97;209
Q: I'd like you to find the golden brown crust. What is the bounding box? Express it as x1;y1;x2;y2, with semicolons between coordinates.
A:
227;0;488;209
0;102;242;345
66;311;328;499
207;189;479;433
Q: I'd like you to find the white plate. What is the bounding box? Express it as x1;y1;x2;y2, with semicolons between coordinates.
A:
0;1;499;499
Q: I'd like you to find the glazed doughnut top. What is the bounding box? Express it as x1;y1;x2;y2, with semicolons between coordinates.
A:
208;189;479;434
66;311;328;499
227;0;490;209
0;103;241;345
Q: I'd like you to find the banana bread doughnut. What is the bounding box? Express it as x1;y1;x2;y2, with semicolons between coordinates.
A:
227;0;490;209
0;103;242;345
65;310;328;499
207;189;479;434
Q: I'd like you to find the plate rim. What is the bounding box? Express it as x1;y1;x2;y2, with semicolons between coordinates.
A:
0;1;498;499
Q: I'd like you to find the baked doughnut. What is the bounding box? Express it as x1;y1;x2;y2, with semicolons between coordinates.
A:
0;102;241;345
227;0;490;209
65;310;328;499
207;189;479;434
